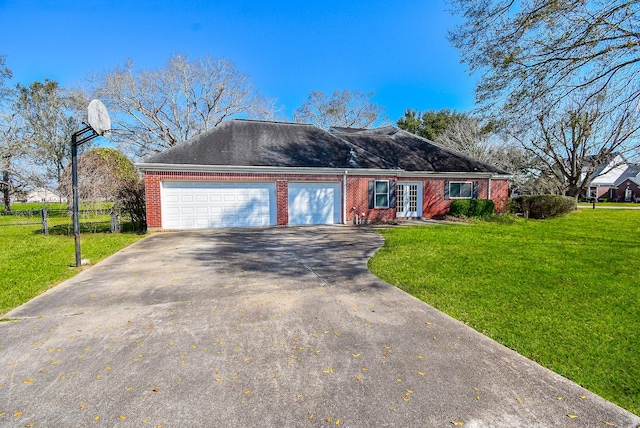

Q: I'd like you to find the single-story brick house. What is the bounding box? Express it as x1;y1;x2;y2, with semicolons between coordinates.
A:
137;119;511;230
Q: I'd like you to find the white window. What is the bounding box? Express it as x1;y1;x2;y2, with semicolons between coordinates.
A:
449;181;473;199
374;180;389;208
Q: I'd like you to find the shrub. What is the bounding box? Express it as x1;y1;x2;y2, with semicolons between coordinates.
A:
449;200;472;217
470;199;495;218
115;179;146;232
510;195;577;219
449;199;495;219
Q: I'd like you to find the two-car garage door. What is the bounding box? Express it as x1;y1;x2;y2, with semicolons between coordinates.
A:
161;181;341;229
161;181;276;229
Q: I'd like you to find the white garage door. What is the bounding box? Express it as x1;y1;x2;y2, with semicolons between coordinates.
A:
288;182;341;225
161;181;276;229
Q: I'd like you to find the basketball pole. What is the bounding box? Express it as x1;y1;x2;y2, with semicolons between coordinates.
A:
71;125;98;268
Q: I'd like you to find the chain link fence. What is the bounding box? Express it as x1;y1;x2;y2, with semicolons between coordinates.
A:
0;207;133;234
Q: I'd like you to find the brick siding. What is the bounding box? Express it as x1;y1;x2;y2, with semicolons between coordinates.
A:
144;171;510;229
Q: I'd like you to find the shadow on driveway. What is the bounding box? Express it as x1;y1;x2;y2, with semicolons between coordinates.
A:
1;226;638;427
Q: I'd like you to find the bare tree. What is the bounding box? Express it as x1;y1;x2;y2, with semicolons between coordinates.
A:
93;54;276;157
0;55;11;100
435;115;496;163
435;115;538;190
294;89;387;129
448;0;640;116
512;98;640;197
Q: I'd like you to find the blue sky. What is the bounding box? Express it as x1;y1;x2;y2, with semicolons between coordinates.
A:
0;0;476;123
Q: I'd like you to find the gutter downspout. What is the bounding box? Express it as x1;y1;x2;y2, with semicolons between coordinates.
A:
343;170;348;225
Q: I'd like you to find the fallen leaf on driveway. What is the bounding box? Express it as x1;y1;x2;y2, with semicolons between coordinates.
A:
567;414;578;419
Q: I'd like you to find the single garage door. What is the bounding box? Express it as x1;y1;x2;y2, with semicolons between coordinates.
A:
288;182;341;225
161;181;276;229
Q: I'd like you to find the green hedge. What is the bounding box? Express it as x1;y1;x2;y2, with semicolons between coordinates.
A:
449;199;495;219
510;195;577;219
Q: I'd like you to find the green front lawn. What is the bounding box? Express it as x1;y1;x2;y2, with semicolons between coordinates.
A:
0;225;145;315
369;209;640;415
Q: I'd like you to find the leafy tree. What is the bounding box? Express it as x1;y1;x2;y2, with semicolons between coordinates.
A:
0;57;17;210
59;148;146;231
15;79;88;190
59;148;137;201
93;53;275;157
294;89;386;129
447;0;640;115
397;108;464;141
0;109;27;211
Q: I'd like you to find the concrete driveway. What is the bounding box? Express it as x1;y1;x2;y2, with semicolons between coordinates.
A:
1;227;638;427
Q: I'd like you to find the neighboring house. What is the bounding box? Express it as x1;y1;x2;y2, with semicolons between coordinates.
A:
583;154;640;201
137;119;511;230
584;154;629;199
23;188;66;203
613;165;640;202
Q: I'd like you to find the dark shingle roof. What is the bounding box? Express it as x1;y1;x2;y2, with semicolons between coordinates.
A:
143;119;508;174
330;126;507;174
144;119;389;169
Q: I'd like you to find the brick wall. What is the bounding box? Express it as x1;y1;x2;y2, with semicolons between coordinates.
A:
276;180;288;226
491;179;510;213
144;171;345;229
144;171;511;229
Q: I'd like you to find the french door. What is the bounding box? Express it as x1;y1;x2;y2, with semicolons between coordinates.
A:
396;183;421;217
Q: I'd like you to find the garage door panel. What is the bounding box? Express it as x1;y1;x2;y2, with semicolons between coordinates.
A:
288;182;341;225
161;181;276;229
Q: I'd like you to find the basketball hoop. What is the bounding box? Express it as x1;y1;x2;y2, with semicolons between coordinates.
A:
71;100;112;267
87;99;111;137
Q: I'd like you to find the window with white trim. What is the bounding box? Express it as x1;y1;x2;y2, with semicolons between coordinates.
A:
374;180;389;208
449;181;473;199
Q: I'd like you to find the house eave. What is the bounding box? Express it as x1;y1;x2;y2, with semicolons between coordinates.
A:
135;163;512;180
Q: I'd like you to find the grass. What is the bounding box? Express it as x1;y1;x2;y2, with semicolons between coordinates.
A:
369;209;640;415
577;202;639;208
0;224;145;316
